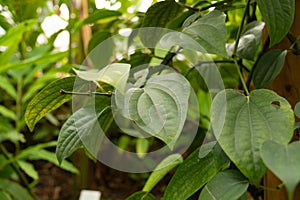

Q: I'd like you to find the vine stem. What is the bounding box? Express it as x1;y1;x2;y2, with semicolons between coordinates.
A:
232;0;251;96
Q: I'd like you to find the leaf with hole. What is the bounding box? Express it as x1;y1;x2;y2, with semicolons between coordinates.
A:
199;170;249;200
253;50;287;88
261;141;300;200
257;0;295;46
211;89;294;184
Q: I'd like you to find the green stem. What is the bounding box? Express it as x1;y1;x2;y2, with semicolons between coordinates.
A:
232;0;252;57
234;59;249;96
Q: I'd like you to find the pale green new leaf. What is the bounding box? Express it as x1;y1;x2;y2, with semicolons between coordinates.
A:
0;105;16;120
17;161;39;180
199;170;249;200
212;89;294;184
0;76;17;99
257;0;295;46
73;63;130;93
143;154;183;192
253;50;287;88
25;77;78;132
162;144;229;200
183;10;227;56
136;138;150;158
261;141;300;200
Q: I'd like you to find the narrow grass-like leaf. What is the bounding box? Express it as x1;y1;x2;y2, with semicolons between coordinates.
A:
212;89;294;184
83;9;121;24
25;77;78;132
126;191;156;200
143;154;183;192
257;0;295;46
0;178;34;200
253;50;287;88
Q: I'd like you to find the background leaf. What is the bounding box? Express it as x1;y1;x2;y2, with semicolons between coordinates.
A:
261;141;300;200
253;50;287;88
199;170;249;200
126;191;156;200
257;0;295;46
211;89;294;184
0;178;34;200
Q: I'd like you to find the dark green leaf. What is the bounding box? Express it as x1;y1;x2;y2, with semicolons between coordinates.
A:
253;50;287;88
140;0;182;46
126;191;156;200
199;170;249;200
25;77;78;131
261;141;300;200
162;144;229;200
257;0;295;46
212;89;294;184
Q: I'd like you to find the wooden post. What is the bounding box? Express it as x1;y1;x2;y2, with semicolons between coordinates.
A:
265;0;300;199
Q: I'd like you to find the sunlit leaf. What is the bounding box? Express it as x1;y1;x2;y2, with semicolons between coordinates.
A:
83;9;121;24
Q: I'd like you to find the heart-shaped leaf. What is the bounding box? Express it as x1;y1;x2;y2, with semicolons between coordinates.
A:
199;170;249;200
253;50;287;88
183;10;227;56
257;0;295;46
123;72;190;149
261;141;300;200
211;89;294;184
73;63;130;93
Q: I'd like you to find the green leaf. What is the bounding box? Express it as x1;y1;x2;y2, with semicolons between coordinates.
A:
0;178;34;200
73;63;130;93
162;144;229;200
253;50;287;88
126;191;156;200
56;96;112;163
212;89;294;184
17;161;39;180
294;102;300;118
25;77;77;132
136;138;150;158
227;21;265;60
83;9;122;24
199;170;249;200
124;72;190;149
140;0;182;46
0;76;17;99
143;154;183;192
0;190;12;200
261;141;300;200
257;0;295;46
183;10;227;56
0;106;16;120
